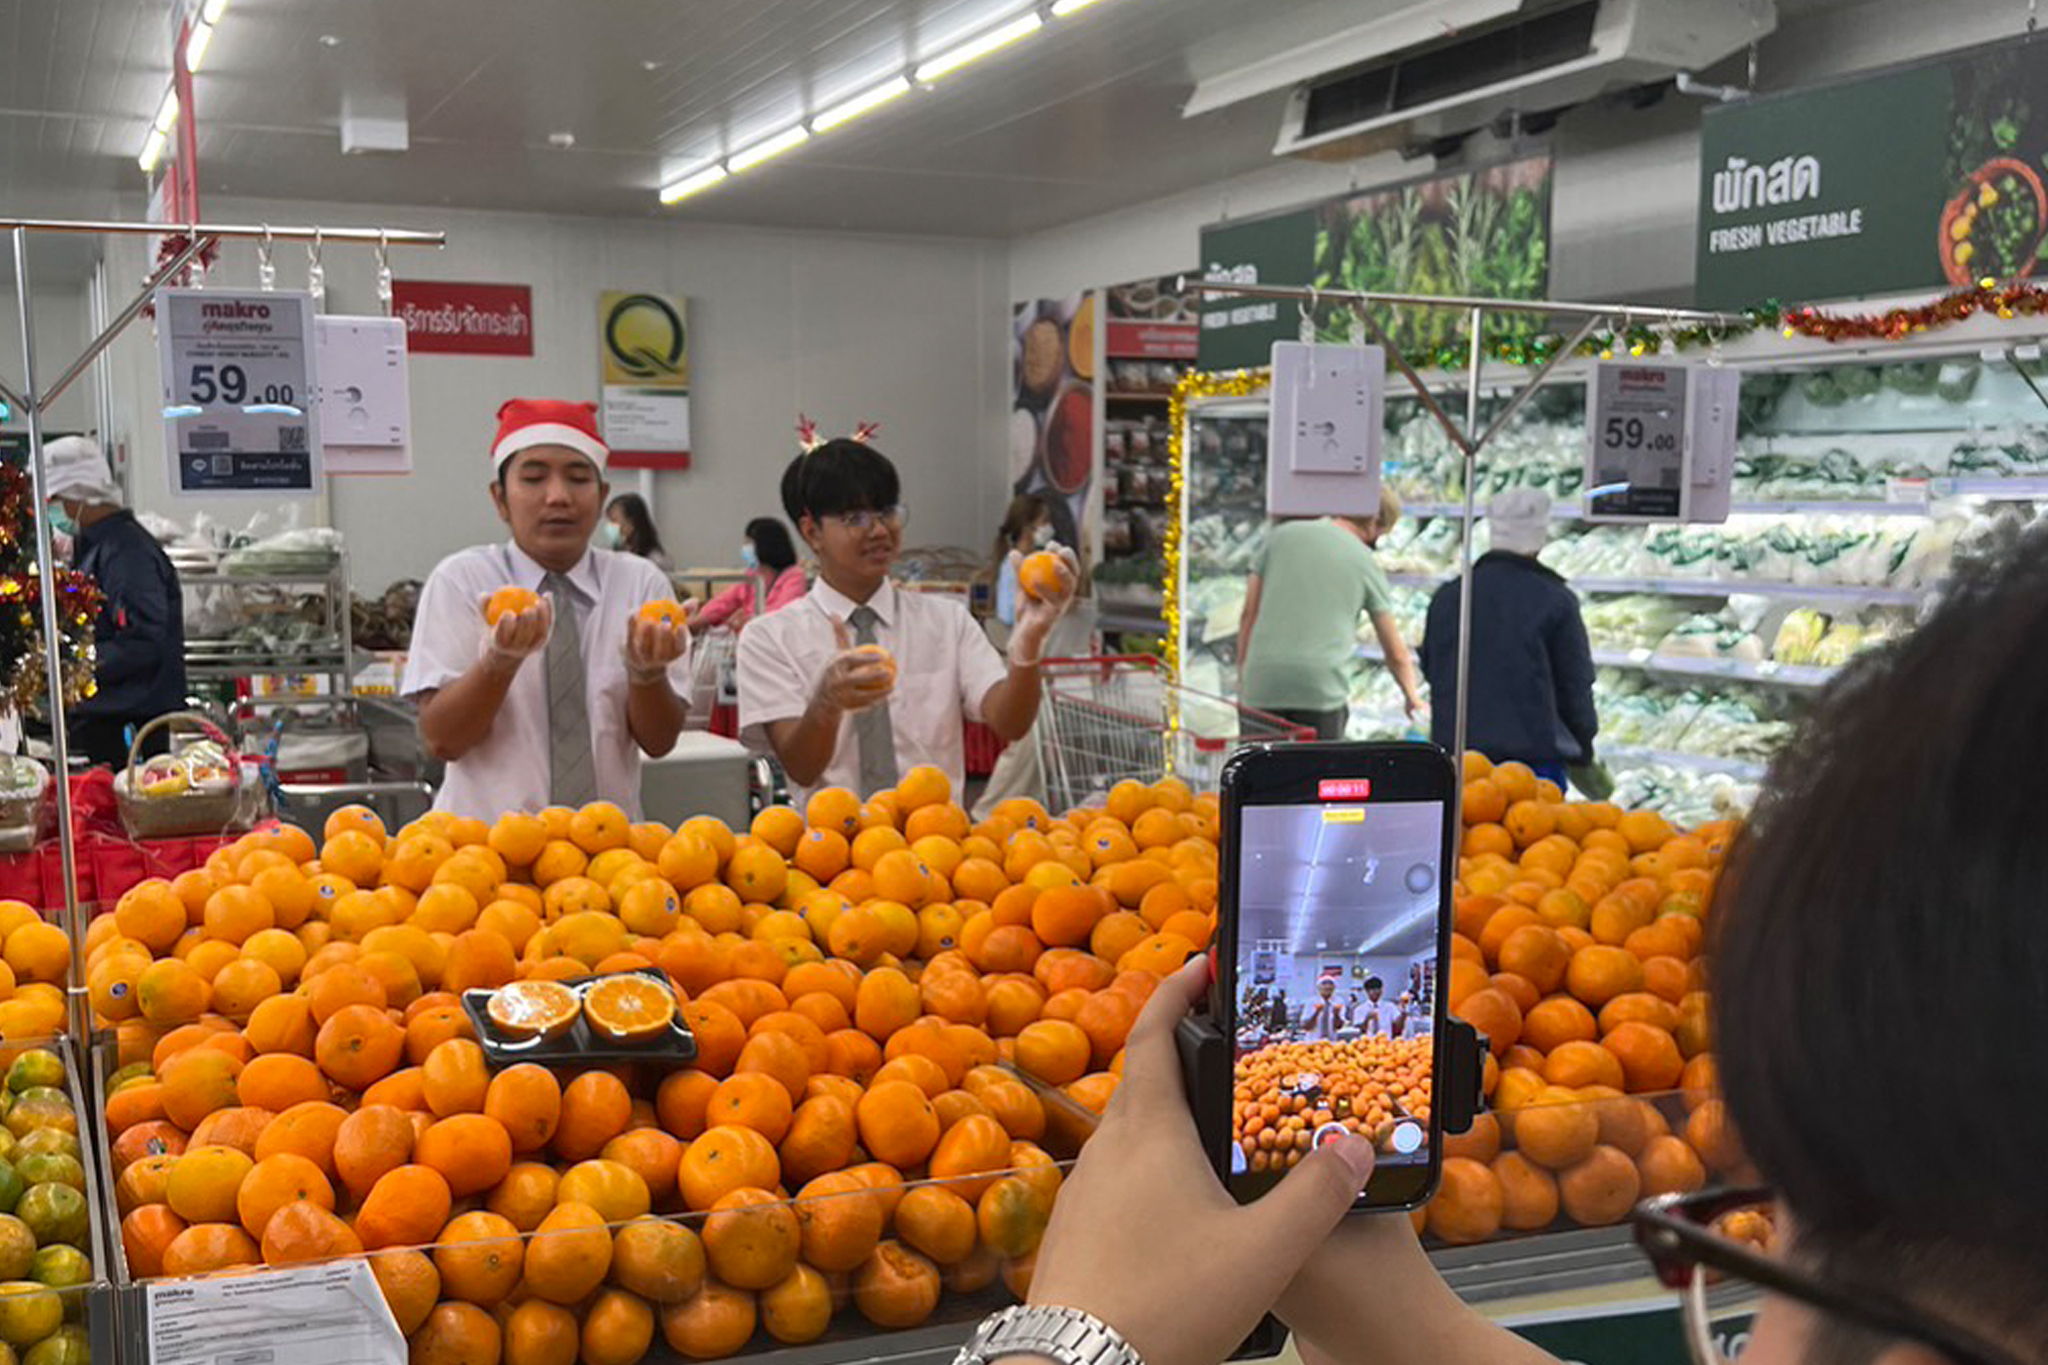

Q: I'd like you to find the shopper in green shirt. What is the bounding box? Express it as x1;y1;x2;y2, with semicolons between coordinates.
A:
1238;487;1424;739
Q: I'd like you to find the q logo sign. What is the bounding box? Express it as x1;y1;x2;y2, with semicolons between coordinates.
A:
604;293;686;382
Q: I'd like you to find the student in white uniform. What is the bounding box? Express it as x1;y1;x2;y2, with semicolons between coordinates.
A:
401;399;690;819
737;433;1077;801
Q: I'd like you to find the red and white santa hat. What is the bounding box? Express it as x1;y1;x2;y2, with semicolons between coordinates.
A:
491;398;609;473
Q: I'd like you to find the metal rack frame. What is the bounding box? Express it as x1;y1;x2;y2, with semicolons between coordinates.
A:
1;216;444;1043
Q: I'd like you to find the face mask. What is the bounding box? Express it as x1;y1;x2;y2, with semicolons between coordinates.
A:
739;542;759;569
597;521;623;549
47;504;75;536
1030;523;1053;549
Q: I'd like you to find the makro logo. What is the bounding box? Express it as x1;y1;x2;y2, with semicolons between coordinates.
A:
199;300;273;321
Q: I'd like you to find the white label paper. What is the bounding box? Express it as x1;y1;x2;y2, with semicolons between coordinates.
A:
158;289;322;496
1587;363;1687;521
601;386;691;452
317;316;413;476
147;1258;405;1365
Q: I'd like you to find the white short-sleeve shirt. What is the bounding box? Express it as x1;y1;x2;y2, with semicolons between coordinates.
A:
735;578;1010;803
400;542;690;820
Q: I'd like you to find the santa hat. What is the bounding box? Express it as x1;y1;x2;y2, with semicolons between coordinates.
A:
492;398;608;473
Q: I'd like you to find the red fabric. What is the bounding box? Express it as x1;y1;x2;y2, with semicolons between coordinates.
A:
491;398;607;470
964;722;1006;778
0;830;239;912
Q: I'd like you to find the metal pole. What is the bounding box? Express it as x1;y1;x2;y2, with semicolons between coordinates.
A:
1182;276;1740;328
36;232;215;416
9;228;86;1042
1452;306;1484;782
0;218;444;247
88;264;116;494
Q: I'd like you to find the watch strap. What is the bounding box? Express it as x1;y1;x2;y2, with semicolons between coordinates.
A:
954;1305;1144;1365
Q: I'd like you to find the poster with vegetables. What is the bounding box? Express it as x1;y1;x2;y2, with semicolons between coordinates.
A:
1010;294;1096;557
1196;157;1552;369
1696;34;2048;308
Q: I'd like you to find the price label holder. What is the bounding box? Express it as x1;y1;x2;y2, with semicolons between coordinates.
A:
317;315;412;477
157;289;323;496
1266;340;1384;518
147;1257;406;1365
1583;361;1737;525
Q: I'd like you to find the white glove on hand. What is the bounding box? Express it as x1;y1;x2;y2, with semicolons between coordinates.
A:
1008;543;1080;667
480;593;554;674
625;612;690;686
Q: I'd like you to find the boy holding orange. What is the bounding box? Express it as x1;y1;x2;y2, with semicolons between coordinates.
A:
737;436;1076;800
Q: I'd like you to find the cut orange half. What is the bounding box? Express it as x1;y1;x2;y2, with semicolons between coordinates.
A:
582;973;677;1044
486;979;579;1040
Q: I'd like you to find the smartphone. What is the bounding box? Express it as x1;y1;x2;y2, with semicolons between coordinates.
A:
1213;741;1457;1210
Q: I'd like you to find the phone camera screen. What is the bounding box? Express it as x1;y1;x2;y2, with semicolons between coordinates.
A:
1229;793;1443;1199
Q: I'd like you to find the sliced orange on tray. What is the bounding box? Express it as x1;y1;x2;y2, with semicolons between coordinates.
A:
487;979;579;1040
583;974;677;1044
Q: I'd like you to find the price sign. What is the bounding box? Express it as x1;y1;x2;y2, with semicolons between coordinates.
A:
147;1257;406;1365
158;289;322;496
1586;363;1688;521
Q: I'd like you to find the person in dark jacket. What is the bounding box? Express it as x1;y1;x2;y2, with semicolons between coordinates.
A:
1420;488;1595;788
43;437;185;767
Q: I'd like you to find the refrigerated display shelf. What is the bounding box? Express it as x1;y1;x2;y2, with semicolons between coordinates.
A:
1382;571;1928;607
1356;641;1841;689
1602;745;1768;780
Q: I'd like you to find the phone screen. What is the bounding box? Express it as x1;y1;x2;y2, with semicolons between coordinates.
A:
1225;782;1447;1205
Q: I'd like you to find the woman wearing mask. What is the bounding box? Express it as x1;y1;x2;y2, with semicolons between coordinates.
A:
693;517;807;631
602;492;672;572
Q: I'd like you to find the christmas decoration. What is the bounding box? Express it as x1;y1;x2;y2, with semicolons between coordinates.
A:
0;459;101;713
1164;366;1270;679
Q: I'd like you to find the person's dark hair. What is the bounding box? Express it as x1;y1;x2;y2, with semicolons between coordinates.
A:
1713;529;2048;1356
606;492;664;558
780;440;900;527
744;517;798;573
1364;976;1382;992
992;493;1050;574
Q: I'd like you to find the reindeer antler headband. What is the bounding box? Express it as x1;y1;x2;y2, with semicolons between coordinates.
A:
796;414;882;454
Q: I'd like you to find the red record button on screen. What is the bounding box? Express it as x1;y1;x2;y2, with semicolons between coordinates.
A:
1317;778;1372;801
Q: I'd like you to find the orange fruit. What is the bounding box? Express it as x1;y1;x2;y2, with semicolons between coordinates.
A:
581;1289;656;1365
314;1003;404;1090
237;1053;329;1113
416;1113;514;1197
659;1281;756;1359
160;1047;243;1131
761;1263;834;1345
1542;1038;1626;1090
487;980;579;1042
1512;1087;1601;1170
554;1071;633;1163
1601;1021;1685;1093
1636;1133;1708;1198
854;1080;939;1169
1493;1151;1560;1231
1425;1156;1503;1245
485;585;541;625
483;1064;563;1154
523;1200;614;1304
166;1144;255;1223
1557;1144;1641;1226
895;1185;977;1265
611;1217;708;1304
1565;944;1646;1008
779;1095;857;1186
704;1186;801;1290
160;1223;262;1276
853;1240;942;1329
1453;987;1522;1056
583;973;677;1044
487;1162;561;1233
678;1125;781;1211
334;1105;419;1203
976;1176;1049;1258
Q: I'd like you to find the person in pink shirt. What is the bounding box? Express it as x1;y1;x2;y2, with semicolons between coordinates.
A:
693;517;807;630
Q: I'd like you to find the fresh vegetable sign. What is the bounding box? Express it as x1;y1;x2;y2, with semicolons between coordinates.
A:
1696;34;2048;307
1197;157;1553;370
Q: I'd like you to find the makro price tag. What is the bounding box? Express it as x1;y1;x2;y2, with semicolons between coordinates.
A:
158;289;322;496
1586;363;1687;521
147;1257;406;1365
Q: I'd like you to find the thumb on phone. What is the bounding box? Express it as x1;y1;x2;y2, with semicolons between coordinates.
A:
1244;1128;1377;1248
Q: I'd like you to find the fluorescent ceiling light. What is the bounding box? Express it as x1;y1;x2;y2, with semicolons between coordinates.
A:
813;76;912;132
152;89;181;134
137;128;170;173
184;19;217;72
914;11;1043;84
1051;0;1107;14
200;0;230;22
660;163;729;203
727;124;809;171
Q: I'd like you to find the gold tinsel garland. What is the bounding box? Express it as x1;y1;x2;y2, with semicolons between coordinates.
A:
1164;366;1270;680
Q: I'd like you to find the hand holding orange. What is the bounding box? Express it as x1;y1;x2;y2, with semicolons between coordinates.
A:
484;586;541;626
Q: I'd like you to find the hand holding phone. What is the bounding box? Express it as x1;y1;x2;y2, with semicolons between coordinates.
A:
1210;742;1459;1211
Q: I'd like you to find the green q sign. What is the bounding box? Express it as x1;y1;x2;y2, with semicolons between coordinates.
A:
603;293;688;384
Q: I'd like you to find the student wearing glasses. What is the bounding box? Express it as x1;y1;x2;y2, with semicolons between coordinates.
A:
964;534;2048;1365
737;435;1077;801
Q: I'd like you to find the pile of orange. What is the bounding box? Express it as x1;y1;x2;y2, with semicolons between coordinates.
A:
1233;1035;1431;1172
1417;752;1739;1246
94;768;1221;1363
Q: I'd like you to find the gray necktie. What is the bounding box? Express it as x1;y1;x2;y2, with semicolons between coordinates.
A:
847;605;899;795
542;573;598;806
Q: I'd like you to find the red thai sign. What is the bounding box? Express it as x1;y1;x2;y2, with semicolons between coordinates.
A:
391;281;534;356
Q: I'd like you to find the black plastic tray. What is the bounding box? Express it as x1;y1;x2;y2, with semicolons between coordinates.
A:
460;969;698;1070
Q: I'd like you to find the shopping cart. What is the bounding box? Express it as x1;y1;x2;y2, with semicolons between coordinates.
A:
688;628;741;737
1034;655;1315;811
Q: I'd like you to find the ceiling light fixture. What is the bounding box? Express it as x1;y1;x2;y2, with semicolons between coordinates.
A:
659;162;730;203
727;124;810;172
137;127;171;174
151;89;180;134
914;11;1044;85
1050;0;1107;14
200;0;230;23
812;75;913;132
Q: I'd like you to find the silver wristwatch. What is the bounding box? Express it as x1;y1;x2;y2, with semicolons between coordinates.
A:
953;1305;1145;1365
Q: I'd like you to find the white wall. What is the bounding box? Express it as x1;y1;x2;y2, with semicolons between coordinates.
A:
0;286;97;440
98;199;1012;590
1008;0;2031;305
